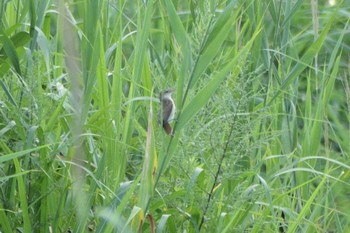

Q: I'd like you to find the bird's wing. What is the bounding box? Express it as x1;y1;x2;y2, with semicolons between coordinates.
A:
162;98;173;124
163;122;172;135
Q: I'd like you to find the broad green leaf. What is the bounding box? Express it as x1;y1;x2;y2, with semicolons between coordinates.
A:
0;31;30;59
185;167;204;204
138;101;157;210
307;56;340;156
0;27;22;75
157;214;171;233
0;144;51;163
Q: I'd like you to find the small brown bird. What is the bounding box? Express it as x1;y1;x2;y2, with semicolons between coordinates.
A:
158;89;175;135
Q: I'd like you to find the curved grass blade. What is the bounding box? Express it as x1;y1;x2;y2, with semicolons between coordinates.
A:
0;27;22;75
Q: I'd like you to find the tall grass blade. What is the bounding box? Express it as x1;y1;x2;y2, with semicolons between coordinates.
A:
287;176;327;233
0;27;22;75
268;6;339;104
162;0;192;106
177;27;261;131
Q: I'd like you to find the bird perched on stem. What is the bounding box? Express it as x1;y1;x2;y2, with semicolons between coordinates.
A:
158;89;175;135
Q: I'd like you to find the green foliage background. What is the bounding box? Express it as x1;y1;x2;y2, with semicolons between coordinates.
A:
0;0;349;232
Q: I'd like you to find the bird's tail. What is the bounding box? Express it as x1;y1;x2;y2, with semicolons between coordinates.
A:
163;122;172;135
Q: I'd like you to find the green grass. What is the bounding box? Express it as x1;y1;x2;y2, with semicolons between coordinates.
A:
0;0;349;232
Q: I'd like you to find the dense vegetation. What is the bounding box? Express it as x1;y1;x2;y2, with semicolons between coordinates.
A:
0;0;349;232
